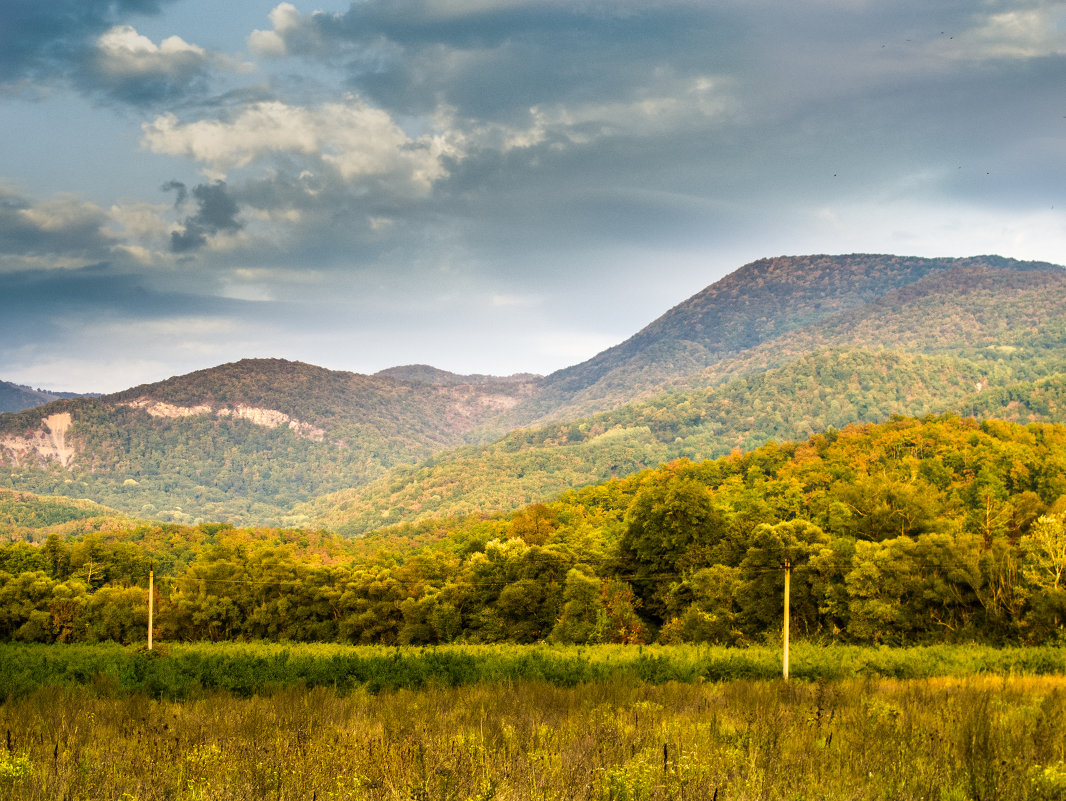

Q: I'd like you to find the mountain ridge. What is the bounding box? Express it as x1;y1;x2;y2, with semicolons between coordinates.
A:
486;254;1064;428
1;253;1064;528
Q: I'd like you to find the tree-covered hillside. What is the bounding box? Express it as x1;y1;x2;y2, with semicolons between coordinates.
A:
0;489;123;541
295;350;1066;533
494;254;1064;427
0;254;1063;528
302;257;1066;533
0;381;72;414
0;359;540;524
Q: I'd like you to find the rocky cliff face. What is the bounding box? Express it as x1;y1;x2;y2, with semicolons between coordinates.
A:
0;412;76;467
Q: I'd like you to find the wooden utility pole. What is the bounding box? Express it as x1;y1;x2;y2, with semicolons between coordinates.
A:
782;559;791;681
148;567;154;651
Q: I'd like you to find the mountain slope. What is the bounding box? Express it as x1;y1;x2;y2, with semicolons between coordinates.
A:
491;254;1063;428
0;488;124;539
298;258;1066;533
1;253;1063;530
297;347;1065;533
0;381;69;413
0;359;540;524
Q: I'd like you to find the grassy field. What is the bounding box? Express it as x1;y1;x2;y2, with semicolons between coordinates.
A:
2;676;1066;800
3;642;1066;700
2;644;1066;800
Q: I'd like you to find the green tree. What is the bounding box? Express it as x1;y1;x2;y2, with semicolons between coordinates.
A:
736;520;830;638
615;472;727;621
1020;514;1066;639
661;564;742;644
549;568;605;644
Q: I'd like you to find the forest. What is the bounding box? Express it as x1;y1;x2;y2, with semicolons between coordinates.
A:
2;414;1065;648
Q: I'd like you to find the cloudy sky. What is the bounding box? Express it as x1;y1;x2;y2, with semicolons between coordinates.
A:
2;0;1065;392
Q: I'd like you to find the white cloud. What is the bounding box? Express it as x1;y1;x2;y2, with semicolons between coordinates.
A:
107;201;172;243
95;25;208;78
141;98;458;192
535;75;732;142
16;195;109;235
451;73;733;157
954;8;1066;60
248;3;302;58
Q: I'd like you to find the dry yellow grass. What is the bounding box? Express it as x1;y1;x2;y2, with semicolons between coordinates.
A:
2;675;1066;800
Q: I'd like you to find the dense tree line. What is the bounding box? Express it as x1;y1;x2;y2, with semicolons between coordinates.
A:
2;416;1065;647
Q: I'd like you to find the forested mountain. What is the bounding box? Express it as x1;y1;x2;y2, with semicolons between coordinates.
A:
0;359;539;524
0;254;1063;529
491;254;1063;427
0;488;124;541
301;257;1066;533
375;364;540;386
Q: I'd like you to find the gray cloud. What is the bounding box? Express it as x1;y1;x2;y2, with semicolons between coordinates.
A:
0;1;170;84
0;0;232;108
80;23;214;106
161;179;187;207
2;0;1065;391
127;0;1066;324
168;181;242;253
253;1;737;119
0;186;116;260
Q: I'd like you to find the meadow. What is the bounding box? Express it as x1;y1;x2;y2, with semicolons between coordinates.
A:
3;642;1066;700
2;644;1066;800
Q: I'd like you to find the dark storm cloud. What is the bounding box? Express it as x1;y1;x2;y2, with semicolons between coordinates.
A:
168;181;242;253
0;261;275;353
0;0;217;107
0;0;169;82
161;180;188;207
0;263;166;352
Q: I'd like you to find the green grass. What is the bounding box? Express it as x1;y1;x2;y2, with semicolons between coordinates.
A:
3;644;1066;799
2;642;1065;701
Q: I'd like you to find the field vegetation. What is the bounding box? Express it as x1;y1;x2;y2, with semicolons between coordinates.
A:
5;641;1066;700
1;665;1065;800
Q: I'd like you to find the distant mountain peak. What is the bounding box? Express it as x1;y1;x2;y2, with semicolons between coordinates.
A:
0;380;91;414
4;252;1064;529
375;364;541;386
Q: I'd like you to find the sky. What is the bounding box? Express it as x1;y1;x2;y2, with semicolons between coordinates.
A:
1;0;1065;393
